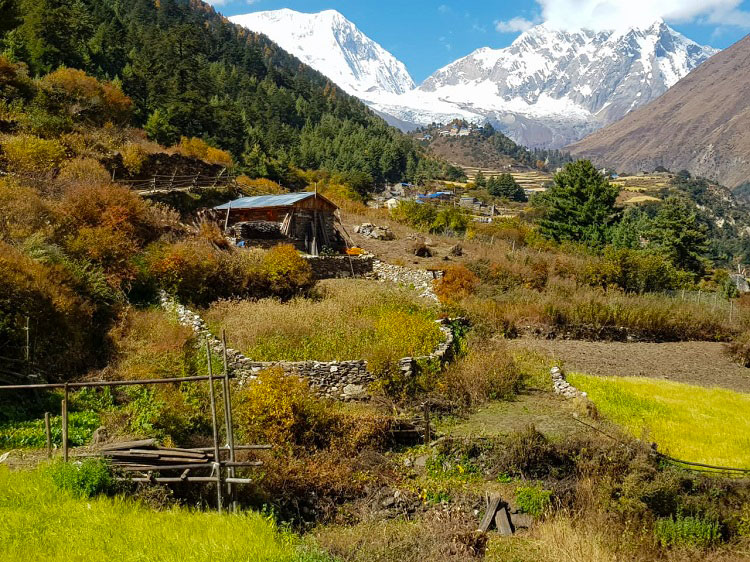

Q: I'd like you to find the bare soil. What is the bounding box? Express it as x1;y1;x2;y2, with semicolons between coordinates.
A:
508;338;750;393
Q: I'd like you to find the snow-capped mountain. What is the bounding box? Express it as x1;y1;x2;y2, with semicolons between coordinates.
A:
372;20;718;147
229;10;717;148
229;9;415;97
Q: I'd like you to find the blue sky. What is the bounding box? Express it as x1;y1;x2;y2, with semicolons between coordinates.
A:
208;0;750;82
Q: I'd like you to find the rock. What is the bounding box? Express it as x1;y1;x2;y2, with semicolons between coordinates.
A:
413;242;432;257
92;426;109;444
510;512;534;530
414;454;429;468
342;384;366;399
448;244;463;256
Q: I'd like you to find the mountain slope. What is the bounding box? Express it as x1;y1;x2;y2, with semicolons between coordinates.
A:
229;9;415;97
568;35;750;188
1;0;440;186
373;20;717;148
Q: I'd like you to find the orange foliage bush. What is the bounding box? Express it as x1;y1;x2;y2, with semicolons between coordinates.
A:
0;179;57;242
236;176;286;195
434;265;480;304
58;183;158;282
39;68;131;125
0;241;101;375
174;137;233;168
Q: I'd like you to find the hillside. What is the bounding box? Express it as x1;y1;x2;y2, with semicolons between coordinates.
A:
569;34;750;188
411;122;572;172
0;0;447;187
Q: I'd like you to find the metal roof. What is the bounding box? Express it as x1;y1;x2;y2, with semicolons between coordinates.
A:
213;192;317;210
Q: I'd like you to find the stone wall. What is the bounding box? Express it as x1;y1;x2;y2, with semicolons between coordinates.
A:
372;260;440;301
161;292;459;400
304;255;374;279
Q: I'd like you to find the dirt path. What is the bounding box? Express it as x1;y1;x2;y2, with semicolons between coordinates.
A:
509;339;750;393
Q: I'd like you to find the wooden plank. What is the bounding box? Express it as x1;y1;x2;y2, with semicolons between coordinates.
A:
478;495;502;532
99;439;157;451
495;507;513;536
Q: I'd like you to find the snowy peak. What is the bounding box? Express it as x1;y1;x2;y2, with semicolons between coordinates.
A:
229;9;415;97
385;20;718;147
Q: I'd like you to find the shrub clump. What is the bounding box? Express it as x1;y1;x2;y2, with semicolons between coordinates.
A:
434;265;479;304
1;134;67;174
440;343;522;407
515;484;553;517
654;513;721;549
173;137;233;167
48;459;114;498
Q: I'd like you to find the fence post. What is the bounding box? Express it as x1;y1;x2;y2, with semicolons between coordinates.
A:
62;384;69;462
44;412;51;459
206;340;223;513
221;330;237;512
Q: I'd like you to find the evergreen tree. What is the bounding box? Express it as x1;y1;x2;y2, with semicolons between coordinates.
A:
537;160;619;246
646;196;708;276
474;170;486;188
489;173;527;202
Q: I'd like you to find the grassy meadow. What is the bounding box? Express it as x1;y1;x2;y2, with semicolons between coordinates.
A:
568;374;750;468
205;280;443;373
0;466;328;562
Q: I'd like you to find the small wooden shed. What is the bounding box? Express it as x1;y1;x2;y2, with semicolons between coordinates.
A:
212;192;339;255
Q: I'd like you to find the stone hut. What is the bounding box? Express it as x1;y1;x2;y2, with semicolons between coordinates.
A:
212;192;340;255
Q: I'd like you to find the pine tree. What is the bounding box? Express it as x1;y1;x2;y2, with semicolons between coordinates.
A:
537;160;619;246
474;170;486;188
646;196;708;275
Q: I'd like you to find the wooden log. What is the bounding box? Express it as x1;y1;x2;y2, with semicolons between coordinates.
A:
221;330;237;512
478;495;502;532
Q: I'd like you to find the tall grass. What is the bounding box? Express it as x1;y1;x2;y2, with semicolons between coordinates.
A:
465;281;740;342
0;466;329;562
205;280;443;373
568;374;750;468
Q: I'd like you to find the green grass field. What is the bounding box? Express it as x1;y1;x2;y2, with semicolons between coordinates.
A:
0;467;329;562
568;374;750;468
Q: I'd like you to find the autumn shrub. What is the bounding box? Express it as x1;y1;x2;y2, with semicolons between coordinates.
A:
120;142;149;174
0;56;34;103
0;179;57;242
174;137;233;167
440;342;522;407
0;241;102;376
38;68;132;126
727;331;750;366
58;183;158;283
57;157;111;186
261;243;315;298
0;134;66;174
236;176;286;195
434;265;479;304
197;220;230;250
233;368;333;450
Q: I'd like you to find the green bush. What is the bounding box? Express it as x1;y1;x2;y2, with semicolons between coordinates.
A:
654;514;721;549
583;246;690;293
48;458;114;498
515;484;553;517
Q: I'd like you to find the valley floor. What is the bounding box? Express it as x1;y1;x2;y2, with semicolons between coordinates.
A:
508;338;750;393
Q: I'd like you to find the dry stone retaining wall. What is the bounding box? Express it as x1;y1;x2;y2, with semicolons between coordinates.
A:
161;291;456;400
550;366;586;399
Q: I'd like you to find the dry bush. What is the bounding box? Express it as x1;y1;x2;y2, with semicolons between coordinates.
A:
58;182;157;283
173;137;233;167
236;176;286;195
39;68;131;126
434;265;480;304
727;331;750;367
0;179;57;242
1;134;67;174
440;342;522;407
57;157;111;186
196;221;230;250
0;241;100;376
120;142;149;174
261;243;315;298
